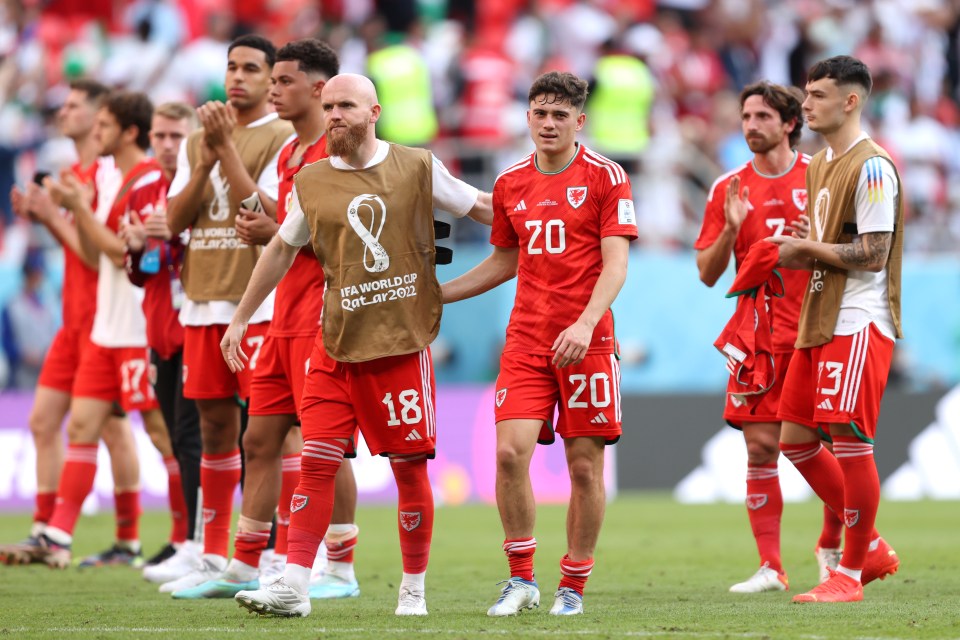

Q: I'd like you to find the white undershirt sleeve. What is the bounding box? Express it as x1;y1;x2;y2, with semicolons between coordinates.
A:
854;156;897;233
277;185;311;247
166;142;192;198
431;155;479;218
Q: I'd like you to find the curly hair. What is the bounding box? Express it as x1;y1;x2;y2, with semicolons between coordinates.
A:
528;71;589;110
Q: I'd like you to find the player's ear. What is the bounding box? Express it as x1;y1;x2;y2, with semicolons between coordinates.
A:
576;111;586;131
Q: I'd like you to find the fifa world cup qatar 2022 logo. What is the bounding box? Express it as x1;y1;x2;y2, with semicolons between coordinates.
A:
347;193;390;273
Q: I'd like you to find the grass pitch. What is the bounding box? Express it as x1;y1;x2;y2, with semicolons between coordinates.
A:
1;494;958;639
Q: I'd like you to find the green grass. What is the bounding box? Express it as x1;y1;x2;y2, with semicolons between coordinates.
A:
2;494;959;639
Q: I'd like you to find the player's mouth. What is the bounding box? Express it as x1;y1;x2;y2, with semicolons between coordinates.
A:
229;88;247;97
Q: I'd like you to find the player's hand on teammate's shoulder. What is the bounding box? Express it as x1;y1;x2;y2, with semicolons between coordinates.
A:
235;205;278;246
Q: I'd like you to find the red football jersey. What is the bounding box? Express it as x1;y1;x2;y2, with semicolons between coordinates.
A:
125;163;183;359
269;135;328;338
491;144;638;356
60;160;103;333
694;152;811;352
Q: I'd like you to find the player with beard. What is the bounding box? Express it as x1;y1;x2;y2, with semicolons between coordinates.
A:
120;102;205;579
0;81;144;567
172;39;364;601
159;35;294;595
224;73;493;617
695;82;844;593
10;91;174;568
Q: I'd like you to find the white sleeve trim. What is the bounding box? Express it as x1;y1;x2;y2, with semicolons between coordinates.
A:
167;142;191;199
277;185;311;247
431;154;478;218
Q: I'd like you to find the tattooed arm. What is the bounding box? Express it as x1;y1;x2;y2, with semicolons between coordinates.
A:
766;231;892;273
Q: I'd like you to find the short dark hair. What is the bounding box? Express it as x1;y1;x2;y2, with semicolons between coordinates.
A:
229;34;277;67
276;38;340;79
104;91;154;150
740;81;804;149
807;55;872;95
528;71;589;111
69;78;110;106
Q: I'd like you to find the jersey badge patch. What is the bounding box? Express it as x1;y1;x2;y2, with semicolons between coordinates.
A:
495;388;508;407
746;494;768;510
291;494;309;513
792;188;808;211
567;186;588;209
618;199;636;225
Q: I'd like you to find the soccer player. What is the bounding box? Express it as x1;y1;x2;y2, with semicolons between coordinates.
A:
442;71;637;617
159;34;294;594
695;82;844;592
15;91;173;568
222;73;492;617
172;39;363;601
120;102;204;580
768;55;902;603
0;81;144;567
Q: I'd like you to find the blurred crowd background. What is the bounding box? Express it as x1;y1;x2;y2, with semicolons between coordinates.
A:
2;0;960;390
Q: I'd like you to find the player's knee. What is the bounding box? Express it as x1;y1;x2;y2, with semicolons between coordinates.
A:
495;443;530;476
28;408;60;441
745;438;779;465
567;455;601;488
241;428;279;462
65;417;99;445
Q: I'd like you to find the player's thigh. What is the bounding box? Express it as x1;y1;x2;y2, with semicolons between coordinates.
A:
29;385;71;436
248;335;298;417
815;324;894;441
299;345;357;446
777;347;818;428
182;325;240;400
351;349;436;457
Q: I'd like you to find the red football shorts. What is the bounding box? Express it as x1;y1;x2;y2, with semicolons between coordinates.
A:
182;322;270;400
494;352;622;445
72;342;159;412
38;326;91;393
778;323;894;441
299;340;435;458
249;335;314;417
723;350;814;428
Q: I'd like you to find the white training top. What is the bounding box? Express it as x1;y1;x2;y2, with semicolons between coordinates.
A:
169;112;294;326
826;134;898;340
279;140;478;248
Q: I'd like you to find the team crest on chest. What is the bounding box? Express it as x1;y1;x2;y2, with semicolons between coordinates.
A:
792;188;808;211
566;186;588;209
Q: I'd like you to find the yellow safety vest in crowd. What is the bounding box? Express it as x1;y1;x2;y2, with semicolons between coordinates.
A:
367;44;438;146
587;54;655;155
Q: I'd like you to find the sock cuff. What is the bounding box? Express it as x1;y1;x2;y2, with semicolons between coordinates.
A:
503;537;537;554
237;514;273;533
326;523;359;542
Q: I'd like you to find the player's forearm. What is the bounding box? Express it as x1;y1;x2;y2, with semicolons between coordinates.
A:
796;233;890;273
466;191;494;226
441;247;518;303
577;256;628;330
46;214;98;270
166;168;211;234
74;206;126;268
232;235;297;324
696;227;737;287
218;143;277;219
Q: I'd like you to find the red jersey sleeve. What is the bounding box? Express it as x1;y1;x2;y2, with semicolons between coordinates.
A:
598;177;638;240
490;177;519;248
694;173;732;250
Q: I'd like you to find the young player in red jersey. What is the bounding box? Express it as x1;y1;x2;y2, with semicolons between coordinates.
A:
222;73;492;618
443;71;637;617
172;39;363;602
695;82;844;593
14;92;174;568
120;102;204;579
769;56;901;603
0;81;144;566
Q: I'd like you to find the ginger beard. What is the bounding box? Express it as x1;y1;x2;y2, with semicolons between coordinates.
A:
327;120;368;158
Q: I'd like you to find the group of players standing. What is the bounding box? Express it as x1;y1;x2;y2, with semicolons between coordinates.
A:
0;28;901;620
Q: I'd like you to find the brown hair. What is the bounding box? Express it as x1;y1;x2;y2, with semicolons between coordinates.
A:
68;78;110;106
740;81;804;149
528;71;589;110
104;91;154;150
154;102;198;128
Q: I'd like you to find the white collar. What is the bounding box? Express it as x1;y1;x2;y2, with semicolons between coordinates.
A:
329;139;389;170
826;132;870;162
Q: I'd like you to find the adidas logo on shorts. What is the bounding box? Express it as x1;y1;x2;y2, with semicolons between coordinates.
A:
590;413;609;425
817;398;834;411
405;430;423;441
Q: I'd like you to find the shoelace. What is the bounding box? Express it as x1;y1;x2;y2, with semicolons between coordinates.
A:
398;587;424;606
555;588;581;609
813;570;855;594
494;579;529;601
